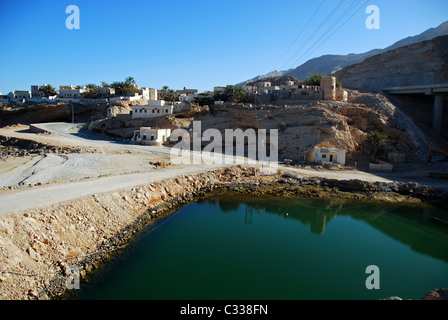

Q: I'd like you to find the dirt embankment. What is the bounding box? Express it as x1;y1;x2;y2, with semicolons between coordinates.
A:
0;166;446;300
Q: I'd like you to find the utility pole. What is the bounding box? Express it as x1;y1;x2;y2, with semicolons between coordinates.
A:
297;129;302;163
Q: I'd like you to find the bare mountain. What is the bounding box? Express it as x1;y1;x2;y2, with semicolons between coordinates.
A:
236;69;293;87
238;21;448;84
285;20;448;80
334;35;448;90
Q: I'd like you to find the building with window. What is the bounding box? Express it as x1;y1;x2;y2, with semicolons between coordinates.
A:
131;101;173;119
133;127;171;145
313;146;346;166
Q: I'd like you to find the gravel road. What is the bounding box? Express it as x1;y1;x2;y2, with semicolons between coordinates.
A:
4;122;442;217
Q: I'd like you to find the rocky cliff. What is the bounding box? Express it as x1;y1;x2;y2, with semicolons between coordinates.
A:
334;36;448;90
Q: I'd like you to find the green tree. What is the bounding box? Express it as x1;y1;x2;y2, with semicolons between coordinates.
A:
220;85;248;103
364;131;389;162
40;84;57;97
110;77;139;96
125;76;136;87
306;73;326;86
83;84;100;99
194;93;214;106
164;89;179;102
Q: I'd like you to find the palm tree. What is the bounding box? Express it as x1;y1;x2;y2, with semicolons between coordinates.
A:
125;76;136;86
364;131;389;162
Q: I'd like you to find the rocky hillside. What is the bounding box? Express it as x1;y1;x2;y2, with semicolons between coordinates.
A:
334;35;448;90
89;91;432;166
0;101;107;126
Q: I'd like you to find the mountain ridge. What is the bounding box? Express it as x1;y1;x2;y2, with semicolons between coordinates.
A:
237;20;448;85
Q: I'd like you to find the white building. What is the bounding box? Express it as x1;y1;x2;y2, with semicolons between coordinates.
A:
132;101;173;119
314;146;346;166
8;90;31;100
133;127;171;145
336;89;348;102
59;86;86;98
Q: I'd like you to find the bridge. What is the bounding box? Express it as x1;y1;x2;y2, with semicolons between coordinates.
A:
384;83;448;136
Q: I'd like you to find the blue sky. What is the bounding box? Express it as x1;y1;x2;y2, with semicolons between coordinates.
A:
0;0;447;94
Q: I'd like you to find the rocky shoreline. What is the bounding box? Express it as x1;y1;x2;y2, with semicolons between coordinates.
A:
0;166;447;300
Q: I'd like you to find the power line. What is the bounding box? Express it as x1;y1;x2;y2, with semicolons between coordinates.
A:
298;0;370;65
289;0;363;68
280;0;346;70
272;0;327;71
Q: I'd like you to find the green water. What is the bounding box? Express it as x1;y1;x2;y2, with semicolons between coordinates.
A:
68;195;448;300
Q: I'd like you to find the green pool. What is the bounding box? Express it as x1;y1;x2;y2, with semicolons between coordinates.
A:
67;195;448;300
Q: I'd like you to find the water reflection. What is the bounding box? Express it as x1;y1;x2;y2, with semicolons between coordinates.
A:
204;195;448;263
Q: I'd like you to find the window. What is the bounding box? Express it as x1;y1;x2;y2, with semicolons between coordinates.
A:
322;155;327;159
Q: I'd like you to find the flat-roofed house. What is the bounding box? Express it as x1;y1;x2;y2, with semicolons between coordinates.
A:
131;101;173;119
133;127;171;145
314;146;346;166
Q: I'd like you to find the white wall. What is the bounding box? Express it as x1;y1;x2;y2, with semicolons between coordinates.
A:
314;147;346;166
132;104;173;119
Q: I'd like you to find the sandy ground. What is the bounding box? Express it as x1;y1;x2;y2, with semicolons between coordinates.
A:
0;122;446;217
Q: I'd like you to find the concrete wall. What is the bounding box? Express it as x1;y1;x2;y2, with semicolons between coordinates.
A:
369;162;394;172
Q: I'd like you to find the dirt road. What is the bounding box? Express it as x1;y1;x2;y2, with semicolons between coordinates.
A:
2;122;444;217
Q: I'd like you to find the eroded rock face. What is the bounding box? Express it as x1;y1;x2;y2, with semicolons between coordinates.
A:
334;36;448;90
422;288;448;300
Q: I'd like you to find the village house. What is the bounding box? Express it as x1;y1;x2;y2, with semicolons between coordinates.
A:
31;85;46;98
176;87;198;96
313;146;346;166
97;86;115;98
244;76;348;104
131;100;174;119
59;85;86;99
8;90;31;100
133;127;171;145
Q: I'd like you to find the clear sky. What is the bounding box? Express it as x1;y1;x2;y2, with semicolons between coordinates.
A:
0;0;447;94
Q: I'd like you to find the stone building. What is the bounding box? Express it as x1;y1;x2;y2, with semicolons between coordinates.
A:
321;76;336;101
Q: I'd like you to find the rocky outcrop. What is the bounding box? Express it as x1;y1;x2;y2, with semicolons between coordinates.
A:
334;36;448;90
422;288;448;300
0;101;108;126
89;92;432;166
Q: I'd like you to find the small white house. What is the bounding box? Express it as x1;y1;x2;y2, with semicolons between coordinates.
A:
314;147;346;166
132;101;173;119
9;90;31;100
133;127;171;145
